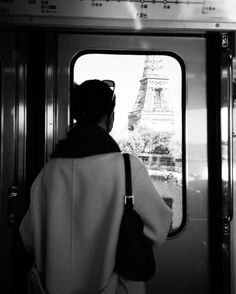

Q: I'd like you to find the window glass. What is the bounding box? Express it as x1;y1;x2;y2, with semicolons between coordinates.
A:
73;53;184;234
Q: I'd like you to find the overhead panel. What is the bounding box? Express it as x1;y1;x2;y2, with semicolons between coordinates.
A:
0;0;236;30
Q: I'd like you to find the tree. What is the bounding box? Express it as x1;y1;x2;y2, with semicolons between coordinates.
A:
118;125;180;158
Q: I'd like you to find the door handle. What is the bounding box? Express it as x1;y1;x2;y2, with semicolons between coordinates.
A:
8;185;18;225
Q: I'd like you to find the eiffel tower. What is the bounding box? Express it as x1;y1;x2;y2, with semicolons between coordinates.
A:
128;55;175;132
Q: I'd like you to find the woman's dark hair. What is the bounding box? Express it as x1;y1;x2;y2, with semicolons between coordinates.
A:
71;80;115;123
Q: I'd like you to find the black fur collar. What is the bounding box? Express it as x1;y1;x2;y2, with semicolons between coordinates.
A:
51;123;121;158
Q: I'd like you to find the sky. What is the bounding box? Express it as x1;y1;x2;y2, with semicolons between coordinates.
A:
74;53;181;141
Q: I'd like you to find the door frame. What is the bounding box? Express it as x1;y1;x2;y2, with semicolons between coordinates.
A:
55;32;211;294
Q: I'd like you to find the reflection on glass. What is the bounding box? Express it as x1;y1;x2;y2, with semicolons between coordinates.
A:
74;54;182;233
221;107;229;182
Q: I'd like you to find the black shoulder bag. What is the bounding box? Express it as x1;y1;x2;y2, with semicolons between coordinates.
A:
115;153;156;281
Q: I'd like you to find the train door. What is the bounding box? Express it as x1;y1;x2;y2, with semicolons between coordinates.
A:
39;33;232;294
0;31;29;293
233;57;236;294
52;33;211;294
0;31;28;292
0;31;16;294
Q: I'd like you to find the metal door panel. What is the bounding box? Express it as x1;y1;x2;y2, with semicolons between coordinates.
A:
56;34;208;293
0;31;27;294
232;57;236;294
0;32;16;293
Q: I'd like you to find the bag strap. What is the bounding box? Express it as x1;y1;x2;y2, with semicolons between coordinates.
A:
123;153;134;208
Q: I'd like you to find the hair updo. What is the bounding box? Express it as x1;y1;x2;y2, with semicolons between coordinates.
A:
71;80;115;123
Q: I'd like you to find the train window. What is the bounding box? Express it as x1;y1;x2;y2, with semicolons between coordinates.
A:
73;53;185;236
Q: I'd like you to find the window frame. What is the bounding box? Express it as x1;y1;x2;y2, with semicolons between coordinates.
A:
70;50;186;238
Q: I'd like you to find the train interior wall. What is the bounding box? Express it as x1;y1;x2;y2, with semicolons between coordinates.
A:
0;29;236;294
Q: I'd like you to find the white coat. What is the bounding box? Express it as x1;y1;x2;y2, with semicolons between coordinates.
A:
20;153;172;294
